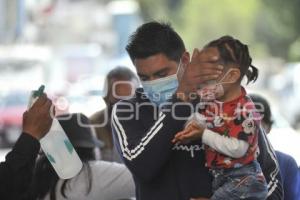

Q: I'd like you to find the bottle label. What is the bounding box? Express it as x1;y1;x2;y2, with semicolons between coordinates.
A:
46;152;56;164
64;139;74;154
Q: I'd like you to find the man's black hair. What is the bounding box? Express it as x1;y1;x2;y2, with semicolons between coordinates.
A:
126;21;185;62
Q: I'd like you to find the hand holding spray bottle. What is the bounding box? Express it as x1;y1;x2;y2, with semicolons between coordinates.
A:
28;85;82;179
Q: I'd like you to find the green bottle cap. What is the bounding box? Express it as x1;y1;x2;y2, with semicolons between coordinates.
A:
33;85;45;98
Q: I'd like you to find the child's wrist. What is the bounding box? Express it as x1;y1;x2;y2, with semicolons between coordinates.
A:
199;128;206;137
190;123;205;138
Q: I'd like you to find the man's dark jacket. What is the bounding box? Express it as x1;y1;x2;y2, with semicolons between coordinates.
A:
112;88;283;200
0;133;40;200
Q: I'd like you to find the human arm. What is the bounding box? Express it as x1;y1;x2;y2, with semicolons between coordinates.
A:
173;125;249;158
172;112;249;158
257;127;283;200
202;130;249;158
0;94;53;200
0;133;41;200
112;97;191;182
280;153;299;200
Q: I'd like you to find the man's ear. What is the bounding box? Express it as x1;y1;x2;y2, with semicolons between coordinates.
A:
181;51;190;65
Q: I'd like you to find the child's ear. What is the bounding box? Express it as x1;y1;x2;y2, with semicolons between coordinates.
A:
228;68;241;83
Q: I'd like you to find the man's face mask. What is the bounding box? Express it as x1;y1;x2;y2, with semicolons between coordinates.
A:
141;60;182;106
197;68;236;101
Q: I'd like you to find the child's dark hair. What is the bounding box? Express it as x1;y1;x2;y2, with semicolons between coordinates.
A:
205;35;258;84
126;21;185;62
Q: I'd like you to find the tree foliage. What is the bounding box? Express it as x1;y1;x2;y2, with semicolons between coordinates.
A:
257;0;300;60
136;0;300;61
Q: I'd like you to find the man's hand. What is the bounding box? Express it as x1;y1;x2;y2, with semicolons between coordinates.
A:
22;94;54;140
172;122;205;144
176;48;223;102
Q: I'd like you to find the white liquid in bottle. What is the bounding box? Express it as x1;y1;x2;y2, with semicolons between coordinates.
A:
39;119;83;179
28;86;82;179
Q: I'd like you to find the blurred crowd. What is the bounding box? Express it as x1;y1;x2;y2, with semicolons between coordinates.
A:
0;0;299;200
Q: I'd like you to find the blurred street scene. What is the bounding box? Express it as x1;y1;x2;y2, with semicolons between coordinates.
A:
0;0;299;166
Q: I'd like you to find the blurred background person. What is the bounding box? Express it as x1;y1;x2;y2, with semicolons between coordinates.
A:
250;94;300;200
90;66;139;162
30;113;135;200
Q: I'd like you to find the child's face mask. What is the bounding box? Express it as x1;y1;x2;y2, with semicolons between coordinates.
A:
197;69;236;101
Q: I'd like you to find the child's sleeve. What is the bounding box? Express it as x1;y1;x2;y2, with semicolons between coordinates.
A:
202;129;249;158
202;109;257;158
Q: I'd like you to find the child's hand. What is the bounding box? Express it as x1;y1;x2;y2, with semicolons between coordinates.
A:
172;122;205;144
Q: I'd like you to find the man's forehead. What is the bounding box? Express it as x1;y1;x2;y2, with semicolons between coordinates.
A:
134;54;177;74
134;53;172;65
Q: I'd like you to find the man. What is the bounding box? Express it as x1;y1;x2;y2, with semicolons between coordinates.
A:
112;22;283;199
250;94;299;200
90;66;139;162
0;94;53;200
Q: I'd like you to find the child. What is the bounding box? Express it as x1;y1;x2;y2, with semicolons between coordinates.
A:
173;36;268;200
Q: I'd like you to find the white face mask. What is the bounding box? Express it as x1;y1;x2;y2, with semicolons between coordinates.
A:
197;69;235;101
